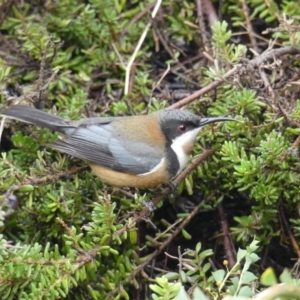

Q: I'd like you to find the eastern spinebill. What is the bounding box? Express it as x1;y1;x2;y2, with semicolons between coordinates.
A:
2;105;235;188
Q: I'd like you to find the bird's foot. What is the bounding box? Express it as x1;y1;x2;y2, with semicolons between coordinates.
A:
142;200;156;212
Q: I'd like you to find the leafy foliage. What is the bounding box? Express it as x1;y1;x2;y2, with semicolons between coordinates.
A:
1;0;300;299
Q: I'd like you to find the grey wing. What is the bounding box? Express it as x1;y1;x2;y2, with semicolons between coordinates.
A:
54;116;123;135
49;123;162;175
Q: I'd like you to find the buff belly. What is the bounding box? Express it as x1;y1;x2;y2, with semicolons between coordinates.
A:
89;163;170;188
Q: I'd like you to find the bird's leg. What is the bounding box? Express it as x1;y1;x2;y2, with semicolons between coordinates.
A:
165;180;178;194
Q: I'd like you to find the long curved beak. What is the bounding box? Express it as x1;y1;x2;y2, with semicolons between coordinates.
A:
199;117;236;127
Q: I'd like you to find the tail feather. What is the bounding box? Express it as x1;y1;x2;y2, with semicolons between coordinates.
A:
1;105;67;133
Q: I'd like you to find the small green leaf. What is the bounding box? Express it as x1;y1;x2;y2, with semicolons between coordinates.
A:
212;269;225;282
279;269;294;284
261;267;278;286
241;271;258;284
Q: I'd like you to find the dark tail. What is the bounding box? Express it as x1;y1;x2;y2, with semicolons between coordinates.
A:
1;105;67;133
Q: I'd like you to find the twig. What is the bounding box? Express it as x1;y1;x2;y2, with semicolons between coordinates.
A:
281;133;300;161
37;38;54;109
203;0;218;27
121;2;156;36
0;116;5;150
218;203;236;268
277;103;300;127
263;26;300;34
259;68;276;100
25;166;89;185
153;24;188;72
169;46;300;109
278;198;300;258
168;65;241;109
249;46;300;68
240;0;259;52
196;0;210;51
124;0;162;95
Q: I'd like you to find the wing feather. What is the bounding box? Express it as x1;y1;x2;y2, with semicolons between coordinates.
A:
50;123;162;175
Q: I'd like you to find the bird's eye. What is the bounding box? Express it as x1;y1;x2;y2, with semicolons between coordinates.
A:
178;124;187;132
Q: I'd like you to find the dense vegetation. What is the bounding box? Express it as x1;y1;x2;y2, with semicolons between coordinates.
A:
1;0;300;299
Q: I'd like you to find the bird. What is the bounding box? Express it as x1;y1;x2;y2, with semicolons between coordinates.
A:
1;105;235;188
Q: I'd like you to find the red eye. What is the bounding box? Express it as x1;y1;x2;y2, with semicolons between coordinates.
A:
178;124;187;132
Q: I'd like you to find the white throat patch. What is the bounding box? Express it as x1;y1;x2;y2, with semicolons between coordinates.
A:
171;127;202;175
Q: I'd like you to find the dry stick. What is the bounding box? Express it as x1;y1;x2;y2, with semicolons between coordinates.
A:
25;166;89;185
196;0;211;51
264;26;300;34
121;2;155;36
106;190;216;300
240;0;259;52
37;42;48;109
124;0;162;95
278;198;300;258
153;24;188;72
281;133;300;161
203;0;218;27
277;103;300;128
169;46;300;110
255;48;300;161
218;203;236;269
168;66;240;109
250;13;275;107
152;26;201;88
259;68;276;99
249;46;300;67
256;51;277;112
180;53;204;67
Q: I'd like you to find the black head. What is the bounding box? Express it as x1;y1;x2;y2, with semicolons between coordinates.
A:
154;109;235;178
156;109;234;142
